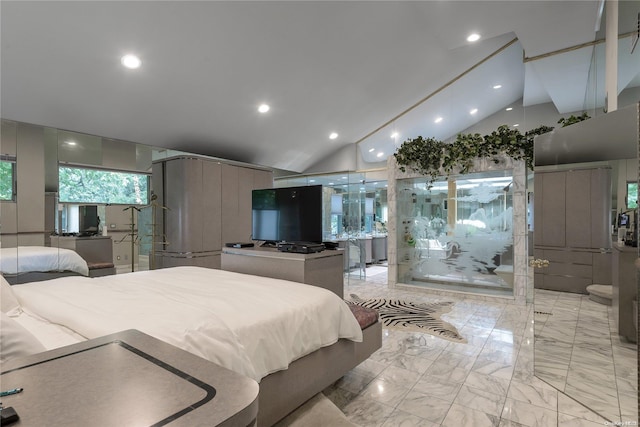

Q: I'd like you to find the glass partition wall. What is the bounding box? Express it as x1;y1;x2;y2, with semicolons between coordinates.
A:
274;170;388;283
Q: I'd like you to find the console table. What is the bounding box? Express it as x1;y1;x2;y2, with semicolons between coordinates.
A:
221;246;344;298
0;329;259;427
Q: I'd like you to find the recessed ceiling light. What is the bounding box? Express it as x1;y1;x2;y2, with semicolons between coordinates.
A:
391;132;399;139
376;152;384;158
513;123;520;127
329;132;338;140
121;54;141;69
258;104;270;113
368;148;375;152
434;117;443;124
493;84;502;89
65;140;76;146
467;33;481;42
469;108;478;115
506;107;513;111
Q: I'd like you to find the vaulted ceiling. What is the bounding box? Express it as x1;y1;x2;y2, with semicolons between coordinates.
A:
2;1;639;173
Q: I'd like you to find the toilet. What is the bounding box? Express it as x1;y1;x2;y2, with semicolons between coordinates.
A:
586;284;613;305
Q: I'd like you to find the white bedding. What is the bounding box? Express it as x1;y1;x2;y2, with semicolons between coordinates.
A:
0;246;89;276
12;266;362;381
11;309;85;350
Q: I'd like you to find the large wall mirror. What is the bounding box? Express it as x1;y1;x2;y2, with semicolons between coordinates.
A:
532;103;638;422
0;120;197;283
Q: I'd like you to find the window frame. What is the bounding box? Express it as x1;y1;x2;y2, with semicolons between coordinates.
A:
626;181;638;210
58;164;151;205
0;155;17;202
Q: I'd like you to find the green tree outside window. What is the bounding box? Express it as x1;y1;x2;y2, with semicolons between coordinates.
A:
627;182;638;209
0;161;15;201
59;166;149;205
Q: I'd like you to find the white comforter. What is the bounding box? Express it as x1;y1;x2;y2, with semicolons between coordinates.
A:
12;266;362;381
0;246;89;276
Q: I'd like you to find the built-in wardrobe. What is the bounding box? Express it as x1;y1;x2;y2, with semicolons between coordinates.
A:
533;167;612;293
151;156;273;269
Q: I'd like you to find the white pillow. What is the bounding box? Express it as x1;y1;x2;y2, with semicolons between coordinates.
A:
0;311;46;363
1;274;21;316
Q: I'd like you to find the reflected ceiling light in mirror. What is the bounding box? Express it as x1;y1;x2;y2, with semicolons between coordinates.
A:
391;132;399;139
65;140;76;146
309;179;316;183
466;33;481;42
368;148;375;152
121;54;141;69
513;123;520;127
329;132;338;140
469;108;478;115
258;104;270;113
505;107;513;111
493;84;502;89
376;152;384;158
434;117;443;123
328;182;334;185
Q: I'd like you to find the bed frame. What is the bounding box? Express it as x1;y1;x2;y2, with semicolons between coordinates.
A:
3;271;82;285
258;319;382;426
4;263;116;284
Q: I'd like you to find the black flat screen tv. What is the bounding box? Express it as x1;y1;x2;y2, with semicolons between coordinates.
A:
252;185;323;244
79;205;99;235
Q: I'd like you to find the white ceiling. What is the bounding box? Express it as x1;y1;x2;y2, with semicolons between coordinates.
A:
1;1;639;173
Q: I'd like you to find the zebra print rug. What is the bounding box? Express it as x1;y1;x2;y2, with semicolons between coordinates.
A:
348;294;466;343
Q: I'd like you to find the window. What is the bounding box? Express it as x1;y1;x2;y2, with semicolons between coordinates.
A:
627;182;638;209
59;166;149;205
0;158;16;201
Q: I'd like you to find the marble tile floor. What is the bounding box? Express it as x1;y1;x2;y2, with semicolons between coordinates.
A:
534;289;638;423
323;269;638;427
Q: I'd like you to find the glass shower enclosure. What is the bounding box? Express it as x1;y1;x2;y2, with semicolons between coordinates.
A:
395;170;515;296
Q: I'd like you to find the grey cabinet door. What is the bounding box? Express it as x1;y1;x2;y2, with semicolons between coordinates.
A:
590;168;612;249
538;171;566;248
202;160;222;251
565;169;591;248
165;158;203;252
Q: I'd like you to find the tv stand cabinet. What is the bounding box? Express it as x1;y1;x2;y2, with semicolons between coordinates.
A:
221;246;344;298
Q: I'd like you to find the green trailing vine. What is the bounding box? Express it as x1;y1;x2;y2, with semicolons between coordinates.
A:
393;124;555;182
557;112;590;127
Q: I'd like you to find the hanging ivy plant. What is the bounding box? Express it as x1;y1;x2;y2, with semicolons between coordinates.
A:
557;112;590;127
393;124;554;182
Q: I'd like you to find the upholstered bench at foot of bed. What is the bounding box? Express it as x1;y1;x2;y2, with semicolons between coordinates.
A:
347;302;379;329
87;262;116;277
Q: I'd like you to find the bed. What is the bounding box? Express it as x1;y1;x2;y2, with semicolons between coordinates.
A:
1;266;382;426
0;246;89;284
